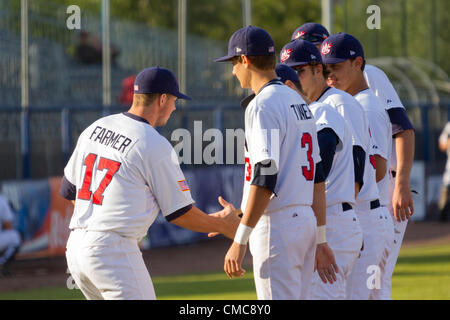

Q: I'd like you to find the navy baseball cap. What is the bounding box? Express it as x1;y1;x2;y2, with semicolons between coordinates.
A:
214;25;275;62
291;22;329;44
280;39;322;67
320;33;364;64
133;66;191;100
275;64;300;84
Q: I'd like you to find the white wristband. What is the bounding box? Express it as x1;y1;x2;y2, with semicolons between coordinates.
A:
234;223;253;245
317;225;327;244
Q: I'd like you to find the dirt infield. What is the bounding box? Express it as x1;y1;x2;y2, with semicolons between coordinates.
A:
1;221;449;293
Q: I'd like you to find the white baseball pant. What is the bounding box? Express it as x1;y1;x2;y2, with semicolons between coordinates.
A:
346;201;390;300
308;203;363;300
0;229;21;265
66;228;156;300
370;174;408;300
249;206;317;300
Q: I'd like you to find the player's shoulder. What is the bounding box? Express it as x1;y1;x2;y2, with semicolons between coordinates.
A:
354;89;385;112
251;83;301;112
364;64;388;81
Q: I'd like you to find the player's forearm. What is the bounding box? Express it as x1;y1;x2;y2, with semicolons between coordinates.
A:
374;155;387;182
240;185;272;228
312;181;326;226
394;129;415;187
170;206;226;234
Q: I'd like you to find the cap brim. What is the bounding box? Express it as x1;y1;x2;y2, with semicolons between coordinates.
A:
321;57;347;64
214;54;235;62
284;61;309;68
174;92;192;100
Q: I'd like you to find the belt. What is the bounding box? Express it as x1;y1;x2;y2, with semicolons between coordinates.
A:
391;170;396;178
342;202;353;211
370;199;380;210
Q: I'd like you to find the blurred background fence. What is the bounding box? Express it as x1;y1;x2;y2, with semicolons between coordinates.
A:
0;0;449;254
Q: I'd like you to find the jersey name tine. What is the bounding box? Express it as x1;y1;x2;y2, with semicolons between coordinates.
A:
290;103;313;121
89;125;133;154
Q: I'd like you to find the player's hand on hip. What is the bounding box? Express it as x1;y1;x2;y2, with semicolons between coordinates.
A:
314;243;339;284
392;184;414;222
224;241;247;279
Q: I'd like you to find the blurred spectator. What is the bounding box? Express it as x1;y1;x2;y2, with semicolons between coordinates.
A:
438;122;450;222
119;74;137;107
0;195;21;277
75;31;120;66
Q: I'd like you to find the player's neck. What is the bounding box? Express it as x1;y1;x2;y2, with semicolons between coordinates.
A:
128;105;158;127
346;72;369;96
250;70;278;95
311;79;329;102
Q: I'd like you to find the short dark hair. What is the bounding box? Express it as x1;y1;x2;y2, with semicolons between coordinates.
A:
308;61;330;79
231;55;276;70
349;57;366;71
133;93;160;106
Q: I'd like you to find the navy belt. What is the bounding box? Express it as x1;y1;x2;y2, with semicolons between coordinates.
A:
342;202;352;211
370;199;380;210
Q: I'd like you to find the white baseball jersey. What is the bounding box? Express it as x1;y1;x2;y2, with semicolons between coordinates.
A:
241;81;320;213
309;102;355;206
318;87;379;203
364;64;405;171
64;112;194;240
354;89;393;206
0;195;14;232
439;122;450;186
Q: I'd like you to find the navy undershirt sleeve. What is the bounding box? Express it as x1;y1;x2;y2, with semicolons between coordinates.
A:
314;161;326;183
166;204;194;222
317;128;339;180
60;175;76;201
353;146;365;189
251;160;278;194
387;107;414;136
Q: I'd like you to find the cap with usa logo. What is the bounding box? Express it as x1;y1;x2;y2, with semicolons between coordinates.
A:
320;32;364;64
133;66;191;100
291;22;329;44
280;39;322;67
275;64;300;84
214;25;276;62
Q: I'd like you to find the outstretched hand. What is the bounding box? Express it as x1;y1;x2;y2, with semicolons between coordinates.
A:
208;196;240;239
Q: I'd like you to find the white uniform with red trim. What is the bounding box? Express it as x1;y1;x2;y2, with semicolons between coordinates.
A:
64;112;194;300
364;64;409;300
346;88;394;300
307;102;363;300
243;80;320;300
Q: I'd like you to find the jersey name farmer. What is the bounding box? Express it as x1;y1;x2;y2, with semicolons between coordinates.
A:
63;112;194;240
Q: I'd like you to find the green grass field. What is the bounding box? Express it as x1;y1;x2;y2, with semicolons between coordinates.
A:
0;242;449;300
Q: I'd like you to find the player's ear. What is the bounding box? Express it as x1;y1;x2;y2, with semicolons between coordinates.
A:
159;93;167;106
353;57;363;70
241;55;250;69
284;80;297;91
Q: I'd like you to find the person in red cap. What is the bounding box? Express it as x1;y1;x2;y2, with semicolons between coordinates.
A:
60;66;240;300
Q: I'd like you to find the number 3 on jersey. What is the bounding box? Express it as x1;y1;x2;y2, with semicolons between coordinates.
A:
77;153;121;205
301;132;314;181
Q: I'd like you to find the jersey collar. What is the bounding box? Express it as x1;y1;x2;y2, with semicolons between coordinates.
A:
240;78;284;109
316;86;332;102
122;112;149;125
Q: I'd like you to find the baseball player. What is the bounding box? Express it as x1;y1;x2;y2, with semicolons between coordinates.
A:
0;194;21;277
276;63;363;299
321;33;394;300
214;25;338;300
438;122;450;222
279;44;363;299
293;22;416;299
60;66;240;300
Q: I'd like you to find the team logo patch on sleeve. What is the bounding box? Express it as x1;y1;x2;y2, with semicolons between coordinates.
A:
177;180;190;192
